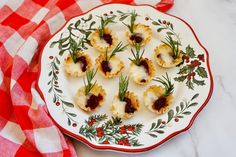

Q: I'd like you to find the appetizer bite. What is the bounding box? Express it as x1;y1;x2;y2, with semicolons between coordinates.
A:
90;15;118;52
124;11;152;46
143;73;174;114
96;42;127;78
75;69;106;112
129;44;155;85
110;75;139;119
154;35;183;68
64;51;91;77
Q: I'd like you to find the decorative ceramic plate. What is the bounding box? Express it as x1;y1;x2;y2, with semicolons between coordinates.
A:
37;3;213;153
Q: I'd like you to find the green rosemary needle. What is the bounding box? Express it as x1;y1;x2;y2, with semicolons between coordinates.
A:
128;43;144;66
118;74;129;101
153;73;174;96
83;69;98;95
162;35;181;59
98;15;116;37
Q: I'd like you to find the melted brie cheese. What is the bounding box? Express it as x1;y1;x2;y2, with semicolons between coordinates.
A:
111;96;126;115
75;92;87;108
109;57;121;72
158;45;174;65
130;64;148;82
64;60;83;77
144;91;158;110
134;29;148;40
94;35;110;48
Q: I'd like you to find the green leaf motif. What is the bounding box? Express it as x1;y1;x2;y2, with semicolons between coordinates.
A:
182;111;191;115
50;41;58;48
186;80;194;90
75;19;81;28
178;65;192;75
166;31;174;36
196;66;208;78
68;118;71;126
185;45;196;58
167;109;174;123
119;15;129;21
81;14;92;23
192;77;205;86
48;71;52;76
152;21;159;25
174;75;187;82
63;101;74;107
68;112;77;117
191;93;199;101
157;28;165;32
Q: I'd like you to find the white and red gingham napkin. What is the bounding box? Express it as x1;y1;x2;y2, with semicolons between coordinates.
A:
0;0;174;156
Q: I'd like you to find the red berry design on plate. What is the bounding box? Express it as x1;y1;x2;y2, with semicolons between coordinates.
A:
163;20;166;24
104;13;108;16
110;11;113;14
49;56;53;59
190;60;201;68
145;17;149;21
197;54;205;62
87;118;96;126
72;123;77;127
96;128;104;137
102;140;110;144
118;138;130;146
119;126;126;134
127;126;135;132
56;102;60;106
55;71;59;74
187;74;192;80
167;21;170;25
174;118;179;122
54;81;58;84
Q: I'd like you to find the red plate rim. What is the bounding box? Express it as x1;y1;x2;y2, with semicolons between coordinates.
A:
36;2;214;153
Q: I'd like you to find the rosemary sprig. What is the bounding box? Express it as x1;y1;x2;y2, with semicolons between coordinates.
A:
83;69;98;95
123;10;138;33
162;35;181;59
70;38;83;63
153;73;174;96
98;15;116;37
105;42;128;61
129;43;144;66
118;74;129;101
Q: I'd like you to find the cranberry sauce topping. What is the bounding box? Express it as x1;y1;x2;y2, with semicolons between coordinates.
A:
124;97;136;113
130;33;143;43
76;56;87;72
86;94;103;110
140;59;150;74
101;60;112;73
153;97;167;111
102;33;113;45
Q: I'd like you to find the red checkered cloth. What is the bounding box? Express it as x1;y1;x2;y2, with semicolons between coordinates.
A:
0;0;174;156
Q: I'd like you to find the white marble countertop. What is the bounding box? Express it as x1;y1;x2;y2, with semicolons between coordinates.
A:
1;0;236;156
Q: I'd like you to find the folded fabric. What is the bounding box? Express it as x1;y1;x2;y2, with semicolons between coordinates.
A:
0;0;174;156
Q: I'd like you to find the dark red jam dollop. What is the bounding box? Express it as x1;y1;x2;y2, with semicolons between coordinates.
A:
140;59;149;74
101;60;112;73
130;33;143;43
102;33;113;45
76;56;87;72
86;94;103;110
153;97;167;111
124;97;136;113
